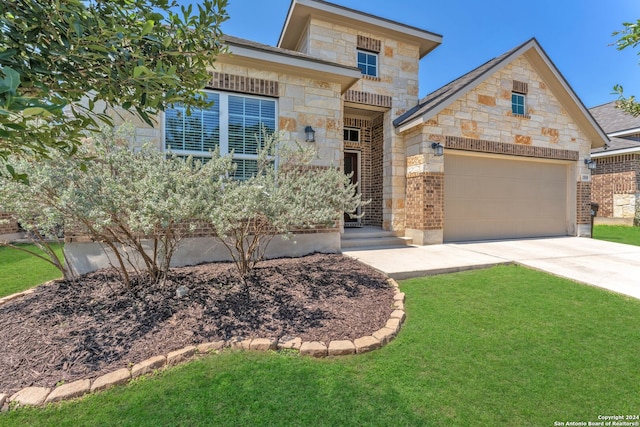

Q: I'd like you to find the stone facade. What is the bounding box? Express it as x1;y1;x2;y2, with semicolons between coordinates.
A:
302;18;422;232
402;56;594;243
591;154;640;220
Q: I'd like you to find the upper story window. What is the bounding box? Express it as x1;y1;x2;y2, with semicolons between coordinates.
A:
165;90;277;180
357;49;378;78
511;80;529;117
344;127;360;143
511;92;526;116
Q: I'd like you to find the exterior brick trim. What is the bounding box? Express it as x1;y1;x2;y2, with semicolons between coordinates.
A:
208;72;279;97
444;135;579;161
577;181;592;225
357;35;381;53
405;172;444;230
345;90;392;109
513;80;529;94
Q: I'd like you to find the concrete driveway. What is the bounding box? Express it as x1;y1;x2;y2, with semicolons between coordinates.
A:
343;237;640;300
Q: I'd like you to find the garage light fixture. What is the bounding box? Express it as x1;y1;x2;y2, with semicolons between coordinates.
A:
584;158;597;170
305;126;316;142
431;142;444;156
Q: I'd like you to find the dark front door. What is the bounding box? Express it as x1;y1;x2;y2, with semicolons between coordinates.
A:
344;152;359;223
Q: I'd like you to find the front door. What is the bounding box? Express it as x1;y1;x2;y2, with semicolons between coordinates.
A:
344;151;360;224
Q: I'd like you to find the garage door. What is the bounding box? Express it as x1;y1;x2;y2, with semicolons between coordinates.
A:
444;153;569;242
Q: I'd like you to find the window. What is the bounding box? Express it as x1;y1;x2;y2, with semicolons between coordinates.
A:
511;92;526;116
164;91;277;180
357;49;378;77
344;127;360;143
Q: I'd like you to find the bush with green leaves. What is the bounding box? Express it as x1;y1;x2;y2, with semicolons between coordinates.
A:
0;125;234;287
204;132;364;276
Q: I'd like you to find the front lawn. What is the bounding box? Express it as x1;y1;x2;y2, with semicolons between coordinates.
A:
0;244;64;298
2;265;639;426
593;224;640;246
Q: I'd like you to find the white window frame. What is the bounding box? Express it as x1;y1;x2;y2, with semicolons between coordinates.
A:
343;127;360;143
163;89;278;178
356;49;378;78
512;92;526;116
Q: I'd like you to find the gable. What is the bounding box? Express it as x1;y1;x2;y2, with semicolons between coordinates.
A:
396;39;608;149
422;56;591;151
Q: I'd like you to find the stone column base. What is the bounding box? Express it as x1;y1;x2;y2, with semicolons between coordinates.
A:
405;228;443;245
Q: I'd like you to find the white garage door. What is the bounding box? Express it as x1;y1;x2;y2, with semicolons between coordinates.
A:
444;153;570;242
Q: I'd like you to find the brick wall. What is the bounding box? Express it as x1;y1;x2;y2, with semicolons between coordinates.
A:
576;182;592;225
591;154;640;218
343;114;384;227
0;211;19;235
405;172;444;230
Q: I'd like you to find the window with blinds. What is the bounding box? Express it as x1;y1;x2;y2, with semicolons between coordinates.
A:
164;90;277;180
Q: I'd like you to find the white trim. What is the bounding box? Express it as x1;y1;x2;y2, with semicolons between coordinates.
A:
343;126;360;143
511;92;526;116
609;128;640;137
592;147;640;157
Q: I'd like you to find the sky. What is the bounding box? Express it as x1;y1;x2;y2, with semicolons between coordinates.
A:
209;0;640;109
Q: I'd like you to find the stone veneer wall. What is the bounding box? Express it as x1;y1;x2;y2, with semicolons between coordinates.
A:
591;154;640;218
305;18;421;232
403;56;594;242
343;115;384;227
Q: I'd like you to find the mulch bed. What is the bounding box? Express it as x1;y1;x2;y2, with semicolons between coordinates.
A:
0;253;394;395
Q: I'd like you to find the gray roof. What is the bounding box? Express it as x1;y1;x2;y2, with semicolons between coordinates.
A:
592;136;640;154
589;101;640;135
394;39;532;127
222;35;360;73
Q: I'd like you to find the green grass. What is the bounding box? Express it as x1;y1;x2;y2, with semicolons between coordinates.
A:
593;224;640;246
0;243;64;297
2;265;639;426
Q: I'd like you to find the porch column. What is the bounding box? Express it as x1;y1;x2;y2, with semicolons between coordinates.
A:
404;153;444;245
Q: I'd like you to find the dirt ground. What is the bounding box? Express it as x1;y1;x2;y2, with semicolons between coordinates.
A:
0;253;394;395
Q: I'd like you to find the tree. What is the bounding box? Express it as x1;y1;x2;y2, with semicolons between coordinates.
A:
613;19;640;116
0;0;228;180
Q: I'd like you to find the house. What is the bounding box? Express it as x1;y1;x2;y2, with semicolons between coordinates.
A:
589;101;640;225
66;0;609;272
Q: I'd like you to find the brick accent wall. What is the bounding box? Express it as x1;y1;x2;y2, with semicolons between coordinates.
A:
577;182;592;225
591;154;640;218
208;72;279;97
444;135;579;161
405;172;444;230
357;35;381;52
344;115;384;227
0;211;19;235
344;90;392;108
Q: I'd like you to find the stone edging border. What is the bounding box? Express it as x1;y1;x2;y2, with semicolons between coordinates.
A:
0;279;405;410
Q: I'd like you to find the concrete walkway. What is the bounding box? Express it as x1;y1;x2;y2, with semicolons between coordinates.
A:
343;237;640;300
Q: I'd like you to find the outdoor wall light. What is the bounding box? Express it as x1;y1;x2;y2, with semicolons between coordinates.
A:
305;126;316;142
584;158;597;170
431;142;444;157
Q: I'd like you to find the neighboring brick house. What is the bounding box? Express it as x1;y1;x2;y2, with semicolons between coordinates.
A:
589;101;640;225
67;0;609;272
0;210;20;239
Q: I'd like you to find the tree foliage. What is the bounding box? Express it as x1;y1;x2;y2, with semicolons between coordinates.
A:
0;0;228;180
613;19;640;116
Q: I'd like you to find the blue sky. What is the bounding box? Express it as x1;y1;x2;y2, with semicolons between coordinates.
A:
213;0;640;108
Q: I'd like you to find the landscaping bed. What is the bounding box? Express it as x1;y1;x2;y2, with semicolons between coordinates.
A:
0;253;394;395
